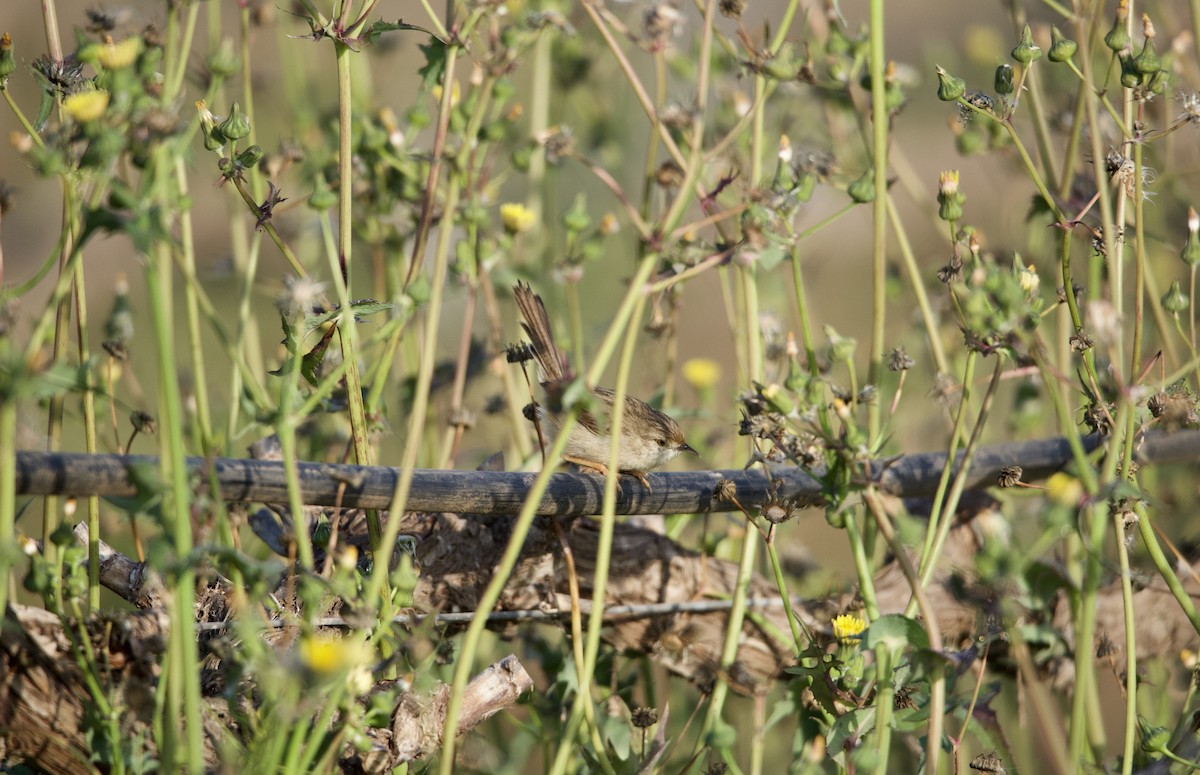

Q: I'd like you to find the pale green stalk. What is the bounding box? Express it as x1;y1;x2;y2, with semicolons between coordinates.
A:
886;196;949;375
72;258;101;612
334;39;373;473
146;234;203;771
440;420;579;775
866;0;887;444
916;352;975;573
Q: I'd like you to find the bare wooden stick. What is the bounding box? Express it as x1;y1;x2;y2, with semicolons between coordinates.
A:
14;429;1200;515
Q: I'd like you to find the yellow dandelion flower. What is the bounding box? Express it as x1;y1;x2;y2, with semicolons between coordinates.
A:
682;357;721;390
431;80;461;107
500;202;536;234
299;633;369;676
832;613;866;643
97;37;141;70
64;90;110;123
1046;472;1083;507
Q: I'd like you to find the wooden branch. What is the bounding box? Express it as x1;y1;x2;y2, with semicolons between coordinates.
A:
13;428;1200;516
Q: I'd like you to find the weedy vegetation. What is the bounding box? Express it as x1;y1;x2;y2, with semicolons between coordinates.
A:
4;0;1200;773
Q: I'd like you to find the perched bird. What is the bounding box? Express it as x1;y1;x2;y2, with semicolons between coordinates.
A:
513;281;697;489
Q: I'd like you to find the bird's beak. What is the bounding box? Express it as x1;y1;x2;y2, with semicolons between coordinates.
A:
679;442;700;457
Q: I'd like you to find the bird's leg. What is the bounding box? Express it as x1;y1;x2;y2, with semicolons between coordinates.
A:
624;470;652;491
563;455;636;493
563;454;608;477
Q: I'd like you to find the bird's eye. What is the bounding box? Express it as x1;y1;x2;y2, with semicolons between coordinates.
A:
656;439;666;447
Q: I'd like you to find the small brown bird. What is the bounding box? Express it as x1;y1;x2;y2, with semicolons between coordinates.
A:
513;281;697;489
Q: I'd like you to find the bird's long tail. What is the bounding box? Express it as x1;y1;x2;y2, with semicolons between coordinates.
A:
513;281;572;384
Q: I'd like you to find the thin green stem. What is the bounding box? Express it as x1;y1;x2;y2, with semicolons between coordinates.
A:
441;420;579;775
866;0;887;445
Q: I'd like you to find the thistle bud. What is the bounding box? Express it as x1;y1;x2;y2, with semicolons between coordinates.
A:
847;169;875;204
1147;69;1169;95
937;170;965;222
1011;25;1042;65
1132;39;1161;75
1138;716;1171;760
218;102;250;141
994;64;1014;96
935;65;965;102
0;33;17;83
562;194;591;233
235;144;264;168
1119;54;1141;88
1048;27;1077;62
1181;207;1200;266
1162;281;1188;313
1105;1;1130;52
206;39;239;78
758;383;795;416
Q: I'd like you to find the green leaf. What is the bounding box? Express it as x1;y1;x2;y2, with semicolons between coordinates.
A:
360;19;442;47
300;324;337;387
418;39;449;92
35;88;55;131
757;244;788;272
304;299;393;334
864;614;929;652
826;706;876;755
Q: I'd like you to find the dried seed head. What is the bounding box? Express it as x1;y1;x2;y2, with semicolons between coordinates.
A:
505;341;535;364
713;478;737;503
887;346;915;372
631;706;659;728
969;751;1006;774
997;466;1023;488
131;410;156;435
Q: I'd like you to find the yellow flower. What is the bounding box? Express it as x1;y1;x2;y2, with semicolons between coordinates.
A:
1046;472;1083;507
599;212;620;235
832;612;866;643
682;357;721;391
63;90;110;123
430;80;461;107
938;169;960;197
500;202;536;234
299;633;370;676
97;37;141;70
1017;263;1040;294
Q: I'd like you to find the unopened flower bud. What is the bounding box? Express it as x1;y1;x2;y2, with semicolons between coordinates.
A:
759;383;795;415
1048;27;1077;62
847;169;875;203
1104;4;1130;53
994;64;1014;95
1181;207;1200;266
1119;54;1141;88
937;170;965;222
236;144;264;168
207;39;239;78
1132;37;1161;75
1138;716;1171;759
1;33;18;82
1147;69;1169;95
218;102;250;141
935;65;965;102
1011;25;1042;65
1162;280;1188;313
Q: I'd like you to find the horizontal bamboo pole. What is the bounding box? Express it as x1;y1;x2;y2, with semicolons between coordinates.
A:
13;429;1200;516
